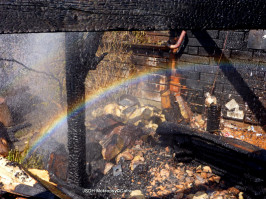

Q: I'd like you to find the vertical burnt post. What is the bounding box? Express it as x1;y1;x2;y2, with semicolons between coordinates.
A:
65;32;105;186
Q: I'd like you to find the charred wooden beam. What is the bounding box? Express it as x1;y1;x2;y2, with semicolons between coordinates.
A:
65;32;105;187
0;0;265;33
157;122;266;198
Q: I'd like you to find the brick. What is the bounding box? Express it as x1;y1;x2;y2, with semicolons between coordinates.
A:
188;46;199;55
148;74;168;84
225;40;247;50
200;73;215;83
253;51;266;62
252;70;265;81
231;50;253;60
188;30;219;39
187;71;200;80
198;46;216;57
194;64;219;73
179;54;209;65
180;78;186;86
253;88;264;97
258;63;266;72
176;64;195;71
142;83;167;92
185;79;210;90
189;104;204;114
219;31;245;41
139;90;161;102
189;96;205;105
188;38;224;48
214;83;224;92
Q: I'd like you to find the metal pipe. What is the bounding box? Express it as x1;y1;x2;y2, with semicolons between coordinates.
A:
168;30;186;50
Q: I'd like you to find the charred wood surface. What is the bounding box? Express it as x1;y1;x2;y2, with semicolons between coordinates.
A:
0;0;266;33
65;32;104;187
157;122;266;198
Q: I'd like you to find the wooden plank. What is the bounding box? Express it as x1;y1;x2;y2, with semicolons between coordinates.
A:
0;0;265;33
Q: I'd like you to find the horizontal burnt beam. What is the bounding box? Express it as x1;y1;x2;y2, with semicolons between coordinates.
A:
157;122;266;197
0;0;265;33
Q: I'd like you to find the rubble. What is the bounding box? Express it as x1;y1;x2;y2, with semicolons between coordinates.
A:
193;191;208;199
205;92;217;107
202;166;212;173
0;156;55;198
104;162;114;175
129;190;145;199
116;151;134;164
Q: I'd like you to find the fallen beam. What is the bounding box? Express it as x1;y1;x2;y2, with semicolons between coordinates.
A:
157;122;266;198
0;0;265;33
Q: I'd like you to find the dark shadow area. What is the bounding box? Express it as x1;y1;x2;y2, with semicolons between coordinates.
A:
192;30;266;131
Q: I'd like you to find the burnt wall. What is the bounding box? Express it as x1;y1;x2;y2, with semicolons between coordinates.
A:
128;30;266;126
0;0;266;33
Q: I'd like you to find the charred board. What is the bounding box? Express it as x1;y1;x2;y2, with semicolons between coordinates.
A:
0;0;265;33
157;122;266;198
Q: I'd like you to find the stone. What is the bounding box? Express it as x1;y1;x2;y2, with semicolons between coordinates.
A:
89;114;122;132
130;155;145;171
129;190;145;199
104;103;121;117
228;187;240;195
104;162;114;175
186;170;194;177
101;134;124;161
116;151;134;164
47;152;68;181
100;124;142;161
0;137;8;157
239;192;244;199
0;97;13;127
118;94;140;107
122;105;137;115
174;192;184;199
213;175;221;183
186;194;194;199
160;169;170;178
142;108;153;120
0;123;9;157
193;191;208;199
203;166;212;173
91;107;104;118
200;172;208;179
185;176;194;183
195;174;205;184
175;96;193;122
127;108;142;123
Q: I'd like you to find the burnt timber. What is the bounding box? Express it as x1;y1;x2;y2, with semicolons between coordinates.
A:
157;122;266;198
0;0;265;33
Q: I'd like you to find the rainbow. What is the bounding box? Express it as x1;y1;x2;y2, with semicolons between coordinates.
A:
23;59;265;159
24;67;170;158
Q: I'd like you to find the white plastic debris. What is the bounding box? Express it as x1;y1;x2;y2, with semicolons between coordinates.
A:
256;133;262;137
225;99;239;110
247;126;256;132
226;108;244;120
205;92;217;106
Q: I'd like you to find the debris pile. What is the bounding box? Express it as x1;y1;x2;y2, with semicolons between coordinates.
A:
89;143;243;199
